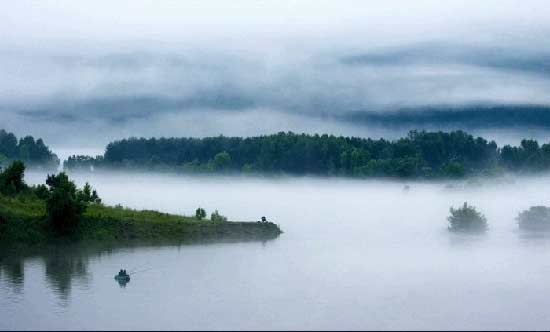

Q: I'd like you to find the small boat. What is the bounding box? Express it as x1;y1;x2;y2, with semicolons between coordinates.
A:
114;274;130;282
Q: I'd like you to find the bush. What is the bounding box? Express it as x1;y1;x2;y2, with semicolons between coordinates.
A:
448;202;488;233
34;184;50;200
195;207;206;221
45;173;86;235
0;160;26;195
517;206;550;231
210;210;227;222
77;182;102;204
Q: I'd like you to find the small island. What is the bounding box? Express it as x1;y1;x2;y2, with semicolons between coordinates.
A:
517;206;550;232
447;202;488;234
0;161;282;245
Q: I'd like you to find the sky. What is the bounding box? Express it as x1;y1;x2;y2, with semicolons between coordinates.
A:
2;0;550;149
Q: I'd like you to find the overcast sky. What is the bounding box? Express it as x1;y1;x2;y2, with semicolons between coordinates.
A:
2;0;550;148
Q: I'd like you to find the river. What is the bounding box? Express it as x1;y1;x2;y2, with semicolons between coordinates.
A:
2;172;550;330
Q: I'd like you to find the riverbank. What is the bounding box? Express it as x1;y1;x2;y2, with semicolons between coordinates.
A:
0;193;282;245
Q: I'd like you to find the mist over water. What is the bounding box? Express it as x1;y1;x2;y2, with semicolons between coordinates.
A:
2;171;550;330
3;1;550;329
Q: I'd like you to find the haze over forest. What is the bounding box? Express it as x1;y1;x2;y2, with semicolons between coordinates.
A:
3;0;550;151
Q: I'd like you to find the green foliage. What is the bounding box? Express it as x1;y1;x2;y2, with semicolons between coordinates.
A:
195;207;206;220
0;191;282;244
77;182;102;204
441;161;466;178
516;206;550;231
448;202;488;233
210;210;227;222
45;173;87;235
0;165;282;243
208;151;232;171
64;130;522;178
0;129;59;169
34;184;50;200
64;155;104;171
0;161;26;195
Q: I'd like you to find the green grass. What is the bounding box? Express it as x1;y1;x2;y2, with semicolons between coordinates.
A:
0;193;282;244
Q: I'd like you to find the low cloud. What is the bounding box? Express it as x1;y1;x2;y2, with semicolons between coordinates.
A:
2;1;550;148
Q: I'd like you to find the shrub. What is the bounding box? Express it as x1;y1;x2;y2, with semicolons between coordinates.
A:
210;210;227;222
517;206;550;231
34;184;50;200
77;182;102;204
0;160;26;195
46;173;86;235
195;207;206;220
448;202;488;233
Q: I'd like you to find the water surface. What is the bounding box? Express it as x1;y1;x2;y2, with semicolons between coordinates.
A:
3;172;550;330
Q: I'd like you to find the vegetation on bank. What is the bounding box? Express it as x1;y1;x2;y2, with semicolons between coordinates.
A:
0;162;282;244
64;130;550;178
0;129;59;169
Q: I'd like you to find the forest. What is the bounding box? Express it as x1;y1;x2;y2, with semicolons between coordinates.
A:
0;129;59;169
64;130;550;178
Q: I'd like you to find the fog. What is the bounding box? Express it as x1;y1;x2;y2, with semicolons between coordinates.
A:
2;1;550;147
2;171;548;329
4;1;550;329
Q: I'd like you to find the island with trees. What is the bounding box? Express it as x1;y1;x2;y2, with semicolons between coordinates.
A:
517;206;550;232
65;130;550;178
0;129;59;170
0;161;282;245
447;202;488;233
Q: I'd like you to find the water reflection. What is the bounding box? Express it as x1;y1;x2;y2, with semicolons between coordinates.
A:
43;247;91;300
0;259;24;293
0;237;278;301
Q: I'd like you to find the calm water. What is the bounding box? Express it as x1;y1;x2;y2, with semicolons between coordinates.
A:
3;172;550;330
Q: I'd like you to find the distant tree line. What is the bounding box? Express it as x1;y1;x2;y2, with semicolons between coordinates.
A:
63;130;550;178
0;129;59;169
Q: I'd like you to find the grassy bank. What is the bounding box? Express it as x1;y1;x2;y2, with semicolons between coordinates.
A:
0;193;282;245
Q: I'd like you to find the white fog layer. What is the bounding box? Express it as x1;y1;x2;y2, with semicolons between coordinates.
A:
2;171;547;330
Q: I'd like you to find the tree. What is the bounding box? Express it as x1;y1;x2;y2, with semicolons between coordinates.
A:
195;207;206;221
209;151;232;171
34;184;50;200
45;173;86;235
0;130;18;158
441;161;466;178
210;210;227;222
76;182;101;204
517;206;550;231
448;202;488;233
0;160;26;195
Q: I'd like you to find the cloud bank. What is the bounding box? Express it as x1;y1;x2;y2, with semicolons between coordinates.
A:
2;0;550;148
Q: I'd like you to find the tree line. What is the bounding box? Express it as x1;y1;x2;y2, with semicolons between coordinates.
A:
64;130;550;178
0;129;59;169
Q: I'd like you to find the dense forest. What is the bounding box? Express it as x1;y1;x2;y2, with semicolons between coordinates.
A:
0;129;59;169
64;130;550;178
